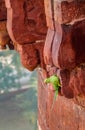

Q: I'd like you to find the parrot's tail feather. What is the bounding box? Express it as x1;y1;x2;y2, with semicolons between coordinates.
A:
51;90;58;111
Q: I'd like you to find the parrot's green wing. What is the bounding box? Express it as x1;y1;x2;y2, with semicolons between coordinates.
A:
44;75;61;90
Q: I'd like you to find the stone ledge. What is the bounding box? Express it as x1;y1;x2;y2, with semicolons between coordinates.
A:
5;0;47;44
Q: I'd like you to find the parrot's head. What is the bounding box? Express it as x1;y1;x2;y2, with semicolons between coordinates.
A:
44;78;50;84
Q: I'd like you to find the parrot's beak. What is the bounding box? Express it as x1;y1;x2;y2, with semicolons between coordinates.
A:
58;83;61;87
44;79;47;83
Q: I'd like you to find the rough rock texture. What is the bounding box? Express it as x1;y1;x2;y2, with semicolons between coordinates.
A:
4;0;47;70
44;0;85;98
0;21;11;50
54;0;85;24
52;20;85;70
38;0;85;129
59;66;85;98
44;28;54;66
38;69;85;130
0;0;7;20
0;0;14;50
16;42;45;71
5;0;47;44
45;0;85;25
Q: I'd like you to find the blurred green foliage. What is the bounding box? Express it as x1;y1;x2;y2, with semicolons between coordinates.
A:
0;50;37;92
0;50;21;91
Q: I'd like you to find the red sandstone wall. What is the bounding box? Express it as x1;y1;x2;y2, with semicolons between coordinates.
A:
38;0;85;130
38;69;85;130
0;0;85;130
44;0;85;98
0;0;7;20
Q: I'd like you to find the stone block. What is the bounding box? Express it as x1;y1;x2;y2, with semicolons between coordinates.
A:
17;42;45;71
44;0;85;25
5;0;47;44
54;0;85;24
17;44;39;71
52;20;85;70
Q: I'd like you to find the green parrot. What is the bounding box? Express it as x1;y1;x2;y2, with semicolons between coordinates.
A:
44;75;61;91
44;75;61;109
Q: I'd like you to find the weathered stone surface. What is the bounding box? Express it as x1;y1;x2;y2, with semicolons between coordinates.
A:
74;95;85;108
38;70;49;130
46;16;55;30
0;21;10;49
0;0;7;20
44;0;85;25
0;31;10;46
69;65;85;97
52;24;75;70
34;42;46;69
54;64;85;99
44;0;53;18
44;20;85;70
44;0;55;30
19;44;39;71
58;0;85;24
0;21;6;31
43;19;85;99
43;2;85;99
60;69;74;98
44;28;54;66
38;69;85;130
71;20;85;65
17;42;45;71
52;20;85;70
5;0;47;44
